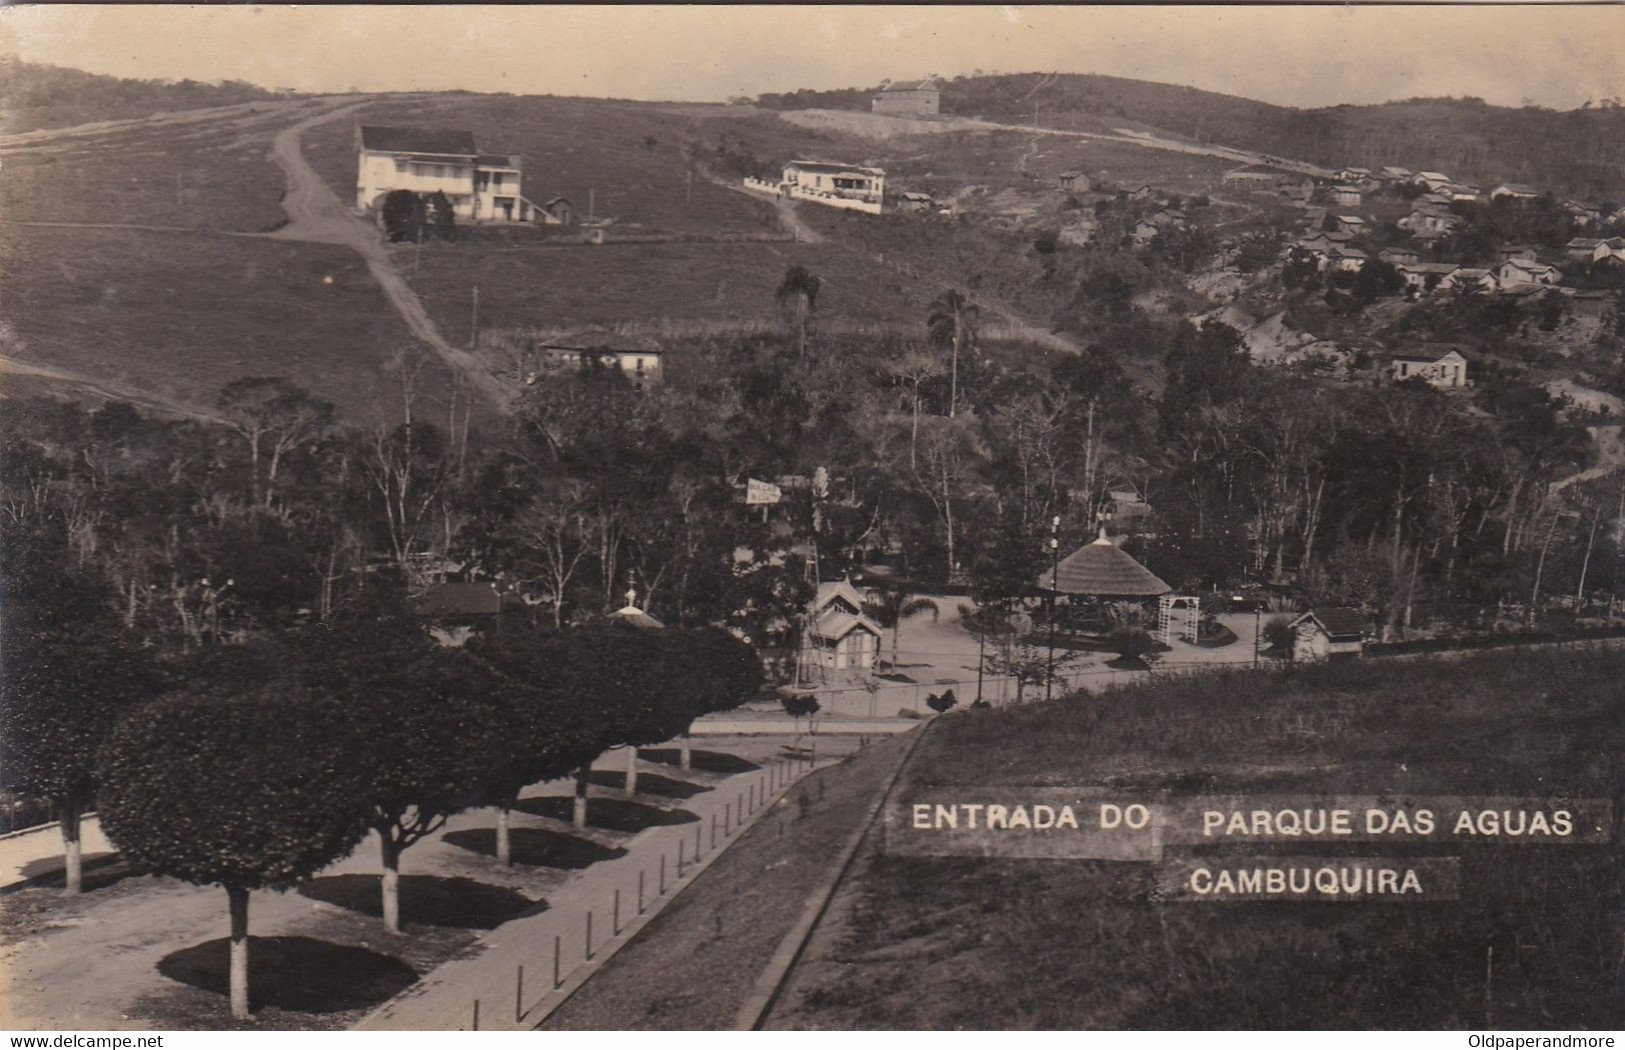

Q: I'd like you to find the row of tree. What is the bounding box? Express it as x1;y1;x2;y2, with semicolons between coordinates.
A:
2;539;761;1019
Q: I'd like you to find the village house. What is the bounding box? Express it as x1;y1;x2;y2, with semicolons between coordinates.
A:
1326;245;1368;273
778;159;886;214
1594;237;1625;264
1330;186;1362;207
1493;258;1563;290
1564;201;1603;225
1280;178;1315;203
1495;244;1539;264
1290;608;1369;662
538;197;574;225
1417;192;1452;208
1397;261;1460;295
1379;246;1422;267
1391;347;1469;388
802;580;883;677
1400;205;1461;237
1334;167;1372;184
1413;171;1453;191
1378;166;1414;182
1058;171;1091;192
532;342;664;390
354;124;534;223
895;191;934;214
1333;214;1368;234
1566;236;1606;259
1489;183;1540;202
871;76;941;117
1443;184;1483;204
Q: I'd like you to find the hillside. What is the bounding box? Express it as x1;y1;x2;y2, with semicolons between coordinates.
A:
0;57;288;133
759;73;1625;203
772;648;1625;1030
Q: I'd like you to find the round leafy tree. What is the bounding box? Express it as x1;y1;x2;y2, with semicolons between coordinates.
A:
99;687;371;1020
0;544;164;895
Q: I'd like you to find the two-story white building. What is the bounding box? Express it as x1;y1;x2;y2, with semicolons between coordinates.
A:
355;125;533;224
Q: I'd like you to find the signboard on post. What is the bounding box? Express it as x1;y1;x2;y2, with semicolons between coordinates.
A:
745;478;783;505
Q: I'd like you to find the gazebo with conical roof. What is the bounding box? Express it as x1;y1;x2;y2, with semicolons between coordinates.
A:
1037;528;1171;597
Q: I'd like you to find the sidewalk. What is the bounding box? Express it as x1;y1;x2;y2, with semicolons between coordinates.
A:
354;749;834;1030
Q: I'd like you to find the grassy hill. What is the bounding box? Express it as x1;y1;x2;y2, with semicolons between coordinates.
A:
760;73;1625;203
0;57;288;133
774;647;1625;1029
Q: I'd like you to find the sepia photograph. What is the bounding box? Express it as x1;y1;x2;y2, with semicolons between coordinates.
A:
0;2;1624;1036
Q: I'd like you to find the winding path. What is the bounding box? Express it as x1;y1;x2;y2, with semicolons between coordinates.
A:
263;102;506;406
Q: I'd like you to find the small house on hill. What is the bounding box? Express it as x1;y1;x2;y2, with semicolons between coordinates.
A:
1391;347;1468;388
871;76;941;117
540;197;574;225
1058;171;1091;192
1289;608;1368;661
804;580;882;675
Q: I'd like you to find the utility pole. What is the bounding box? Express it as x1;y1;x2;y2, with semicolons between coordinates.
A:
1045;515;1061;702
1254;605;1262;668
469;284;480;349
588;188;595;222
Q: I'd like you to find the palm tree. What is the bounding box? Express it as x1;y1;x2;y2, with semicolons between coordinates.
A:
863;583;939;668
776;265;821;363
927;289;978;418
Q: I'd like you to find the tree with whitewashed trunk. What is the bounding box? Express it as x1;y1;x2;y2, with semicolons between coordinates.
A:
98;689;369;1021
467;631;614;859
290;620;509;932
0;545;163;897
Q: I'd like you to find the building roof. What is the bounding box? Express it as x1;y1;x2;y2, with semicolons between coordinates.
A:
814;579;868;615
1291;607;1369;639
1493;183;1539;196
878;76;940;93
358;125;477;156
786;159;886;177
1398;262;1461;275
1037;531;1171;597
1416;171;1451;181
810;607;883;642
414;581;501;618
608;603;665;629
476;153;521;169
1567;237;1605;249
1391;346;1468;363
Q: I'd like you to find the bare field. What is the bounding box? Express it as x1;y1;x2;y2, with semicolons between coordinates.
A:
0;225;427;421
404;237;936;336
0;108;307;233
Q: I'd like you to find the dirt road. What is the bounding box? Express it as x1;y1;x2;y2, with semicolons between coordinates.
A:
0;354;221;422
264;102;506;407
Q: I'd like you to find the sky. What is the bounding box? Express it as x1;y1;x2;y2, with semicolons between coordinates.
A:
2;5;1623;111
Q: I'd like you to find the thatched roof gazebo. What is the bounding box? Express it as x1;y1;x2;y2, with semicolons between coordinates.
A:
1037;529;1171;597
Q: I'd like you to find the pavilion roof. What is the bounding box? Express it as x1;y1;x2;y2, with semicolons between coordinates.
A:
1037;532;1171;597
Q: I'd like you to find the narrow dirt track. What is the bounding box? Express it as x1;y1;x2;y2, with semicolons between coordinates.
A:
0;354;222;422
264;101;506;406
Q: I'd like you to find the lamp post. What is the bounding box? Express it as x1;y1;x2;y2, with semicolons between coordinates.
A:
1254;605;1262;668
1045;515;1061;702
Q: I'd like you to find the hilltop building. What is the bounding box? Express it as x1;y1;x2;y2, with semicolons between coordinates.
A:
871;76;941;116
355;125;533;223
